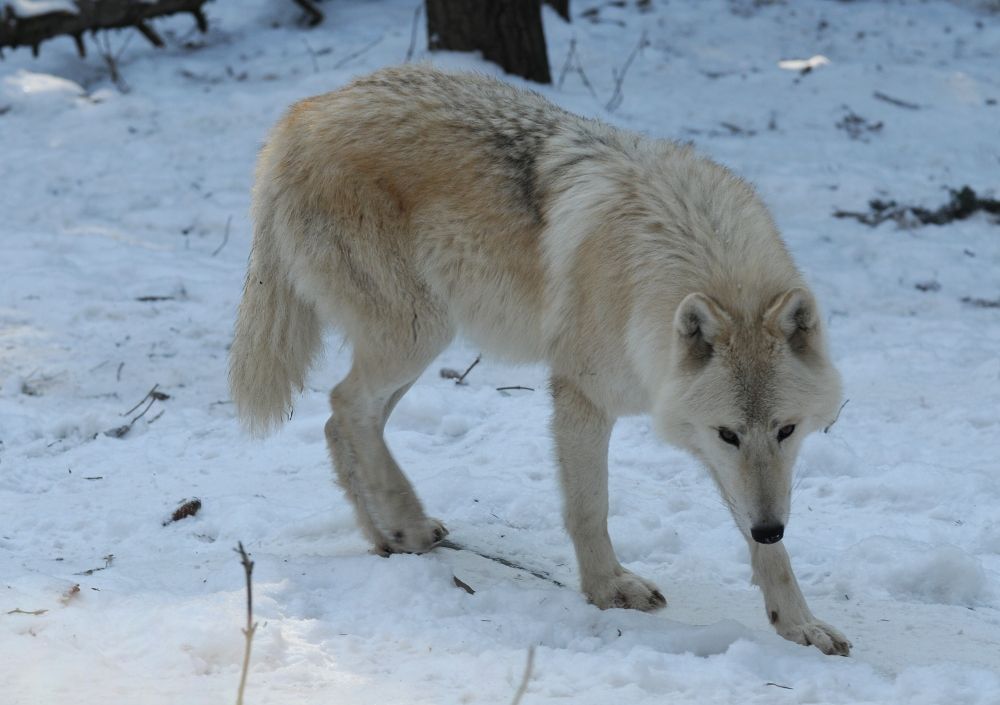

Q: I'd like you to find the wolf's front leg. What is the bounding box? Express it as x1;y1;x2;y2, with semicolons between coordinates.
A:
749;540;851;655
551;377;666;612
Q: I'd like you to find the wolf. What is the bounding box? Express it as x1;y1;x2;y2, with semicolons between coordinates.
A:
229;65;850;655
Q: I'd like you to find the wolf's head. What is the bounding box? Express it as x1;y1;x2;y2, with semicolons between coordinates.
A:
656;288;842;543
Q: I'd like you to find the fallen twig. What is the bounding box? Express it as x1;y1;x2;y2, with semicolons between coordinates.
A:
835;107;882;141
234;542;258;705
961;295;1000;309
720;121;756;136
873;91;920;110
834;186;1000;227
438;539;564;587
496;386;535;393
7;608;48;616
456;356;481;385
452;575;476;594
766;682;793;690
442;356;481;385
74;554;114;576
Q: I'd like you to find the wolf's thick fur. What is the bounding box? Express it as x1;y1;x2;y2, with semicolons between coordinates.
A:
230;65;850;655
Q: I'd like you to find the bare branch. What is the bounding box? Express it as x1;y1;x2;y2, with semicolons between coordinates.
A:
605;31;648;112
510;647;536;705
134;21;164;48
824;399;850;433
291;0;324;26
122;384;165;416
234;542;258;705
557;37;576;87
95;30;132;93
557;38;596;98
404;3;423;62
334;35;384;69
105;383;169;438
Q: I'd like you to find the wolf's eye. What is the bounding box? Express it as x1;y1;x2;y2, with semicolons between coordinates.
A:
777;424;796;442
718;428;740;448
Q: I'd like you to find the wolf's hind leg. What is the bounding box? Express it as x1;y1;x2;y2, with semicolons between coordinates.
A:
749;540;851;655
327;316;452;555
551;377;666;612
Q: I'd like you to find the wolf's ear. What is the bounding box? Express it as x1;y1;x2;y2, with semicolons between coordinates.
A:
765;288;819;355
674;292;731;363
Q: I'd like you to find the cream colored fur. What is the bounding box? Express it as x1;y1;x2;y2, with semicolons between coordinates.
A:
229;65;849;655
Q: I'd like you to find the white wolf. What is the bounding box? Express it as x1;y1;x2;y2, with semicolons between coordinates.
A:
229;65;850;655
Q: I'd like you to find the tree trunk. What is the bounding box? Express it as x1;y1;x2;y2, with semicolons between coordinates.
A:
426;0;552;84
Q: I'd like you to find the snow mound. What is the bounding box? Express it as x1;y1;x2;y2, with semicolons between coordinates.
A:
839;538;991;606
4;1;77;18
1;69;84;112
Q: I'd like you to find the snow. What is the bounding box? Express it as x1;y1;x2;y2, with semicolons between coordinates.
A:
3;1;78;19
1;0;999;703
1;69;83;108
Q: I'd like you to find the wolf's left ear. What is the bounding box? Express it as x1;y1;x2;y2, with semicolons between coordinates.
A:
765;288;820;355
674;292;731;364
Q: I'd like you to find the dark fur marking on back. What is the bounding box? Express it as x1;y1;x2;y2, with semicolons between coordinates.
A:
547;154;595;181
484;108;560;224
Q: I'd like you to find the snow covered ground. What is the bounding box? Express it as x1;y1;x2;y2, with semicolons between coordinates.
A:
2;1;999;703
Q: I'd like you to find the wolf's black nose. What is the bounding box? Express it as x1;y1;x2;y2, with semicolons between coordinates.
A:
751;524;784;544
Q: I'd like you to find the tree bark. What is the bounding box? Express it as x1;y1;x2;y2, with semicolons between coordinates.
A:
426;0;552;84
0;0;210;57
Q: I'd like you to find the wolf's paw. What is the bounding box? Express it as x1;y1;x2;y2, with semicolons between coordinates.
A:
777;618;851;656
585;570;667;612
378;517;448;555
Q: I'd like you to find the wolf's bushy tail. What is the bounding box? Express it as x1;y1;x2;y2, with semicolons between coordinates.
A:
228;233;322;437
